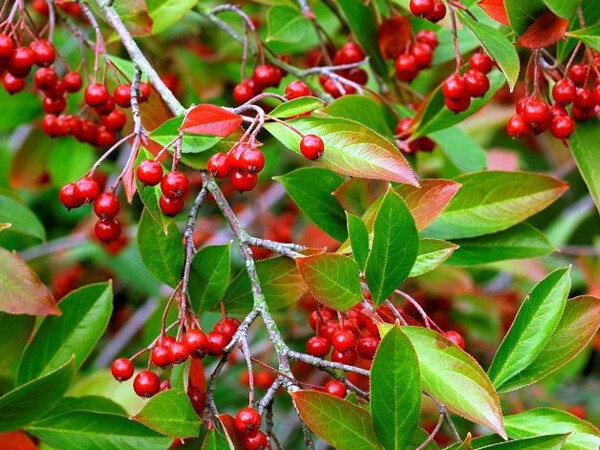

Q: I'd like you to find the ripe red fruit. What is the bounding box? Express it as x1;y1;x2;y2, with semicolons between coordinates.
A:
42;96;66;114
306;336;330;357
506;114;530;138
568;63;588;86
32;0;50;14
94;96;116;116
395;53;418;82
320;321;340;343
42;114;63;137
206;331;228;356
552;79;576;105
469;51;493;74
84;83;110;107
233;80;258;104
151;344;171;368
168;341;190;364
253;64;282;88
415;30;438;50
445;330;465;349
331;330;357;352
571;105;595;122
443;74;467;101
214;318;241;341
235;147;265;174
334;42;365;65
31;40;56;67
207;152;232;179
157;335;176;348
395;118;412;138
0;34;14;58
550;115;575;140
593;80;600;105
137;160;163;186
230;170;258;192
300;134;324;160
159;195;184;216
243;431;268;450
101;109;127;131
63;72;83;93
183;329;208;355
34;67;58;91
409;0;434;18
343;67;368;85
410;42;433;69
95;218;122;243
464;69;490;98
10;46;35;71
323;380;347;398
331;349;358;365
133;370;160;398
75;177;100;203
285;80;311;99
46;80;65;99
427;1;446;22
235;407;262;435
549;104;568;118
161;171;189;199
139;82;152;102
574;87;595;110
94;192;120;218
111;358;134;381
357;336;379;360
95;126;118;148
445;95;471;113
114;84;132;107
160;380;171;391
522;99;550;130
59;183;83;209
2;73;25;94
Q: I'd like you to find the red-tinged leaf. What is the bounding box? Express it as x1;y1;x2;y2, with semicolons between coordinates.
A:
217;414;244;450
333;179;389;217
122;145;138;204
291;391;380;450
580;256;600;297
0;248;59;316
517;11;569;48
378;16;412;60
395;179;461;231
181;104;243;137
113;0;153;36
478;0;510;25
0;431;37;450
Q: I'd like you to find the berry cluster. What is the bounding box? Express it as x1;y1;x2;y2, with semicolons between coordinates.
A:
442;51;493;113
395;117;436;155
409;0;447;23
234;408;268;450
136;161;190;216
319;42;369;98
207;142;265;192
234;63;284;104
395;30;438;83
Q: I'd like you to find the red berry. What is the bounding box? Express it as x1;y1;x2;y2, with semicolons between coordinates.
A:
334;42;365;65
214;318;241;340
415;30;438;50
395;118;412;139
95;218;122;243
32;0;50;14
320;322;340;343
550;115;575;140
331;330;357;352
285;80;311;99
571;105;595;122
253;64;282;88
522;99;550;130
59;183;83;209
445;95;471;113
243;431;268;450
34;67;58;91
111;358;134;381
133;370;160;398
206;331;228;356
395;53;418;82
207;152;232;179
410;42;433;69
324;380;347;398
445;330;465;349
42;96;66;114
46;80;65;99
157;335;176;348
443;74;467;101
574;87;595;111
10;46;35;71
357;336;379;360
139;82;152;102
114;84;132;107
63;72;83;93
230;170;258;192
506;114;530;138
233;79;258;104
426;1;446;22
93;192;120;218
161;171;189;199
235;407;262;435
331;349;358;365
343;67;368;85
549;103;568;118
151;344;171;368
552;79;576;105
300;134;324;160
160;380;171;391
101;109;127;131
235;147;265;174
42;114;63;137
469;51;493;74
95;126;118;148
94;96;116;116
75;177;100;203
2;73;25;94
30;39;55;67
0;34;14;58
593;80;600;105
464;69;490;98
168;341;190;364
84;83;110;107
183;329;208;355
159;195;184;216
568;63;588;86
306;336;330;357
137;160;163;186
409;0;434;18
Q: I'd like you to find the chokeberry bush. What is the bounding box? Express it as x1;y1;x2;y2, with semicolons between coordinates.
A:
0;0;599;449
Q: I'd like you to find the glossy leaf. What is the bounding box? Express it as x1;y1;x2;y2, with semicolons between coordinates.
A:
265;116;418;186
428;128;487;173
17;282;113;385
217;414;244;450
0;360;73;432
503;0;547;35
423;171;568;239
0;313;34;376
113;0;153;36
291;391;380;450
224;257;306;313
270;96;324;118
517;11;568;49
478;0;509;25
150;116;223;154
456;10;520;90
395;179;461;231
479;435;568;449
447;224;555;266
409;239;458;277
567;24;600;52
0;90;41;131
181;104;243;137
346;213;369;271
488;267;571;390
202;429;232;450
133;389;201;438
568;118;600;214
504;408;600;450
365;189;418;305
276;167;347;241
401;326;506;438
137;209;184;288
267;5;311;43
499;295;600;392
542;0;581;19
135;148;172;233
0;248;59;316
297;254;362;312
45;396;128;418
189;243;231;312
333;178;388;217
371;327;420;450
0;195;45;240
146;0;198;35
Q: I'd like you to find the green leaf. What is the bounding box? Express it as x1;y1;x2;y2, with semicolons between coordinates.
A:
27;411;172;450
423;171;568;240
224;257;306;313
132;389;201;438
409;239;458;277
456;10;520;90
146;0;198;35
291;391;381;450
371;327;420;450
365;190;418;305
479;435;568;449
542;0;580;19
45;396;128;418
488;267;571;390
498;295;600;392
0;312;34;376
0;360;73;432
447;224;555;266
276;167;347;241
503;0;547;35
335;0;388;79
568;118;600;214
0;248;59;316
0;195;44;240
265;116;418;186
401;326;506;438
202;429;232;450
17;282;113;385
267;5;311;43
137;209;184;287
504;408;600;450
135;148;173;234
270;96;324;118
150;116;222;154
0;90;42;131
48;138;95;188
297;254;362;312
189;243;231;312
567;24;600;51
428;128;487;173
346;213;369;271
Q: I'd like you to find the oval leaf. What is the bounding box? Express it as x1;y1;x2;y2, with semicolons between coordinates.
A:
0;312;34;376
517;11;568;48
0;195;45;240
189;243;231;312
181;104;243;137
267;5;311;43
568;118;600;214
409;239;458;278
270;96;324;119
347;213;369;271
